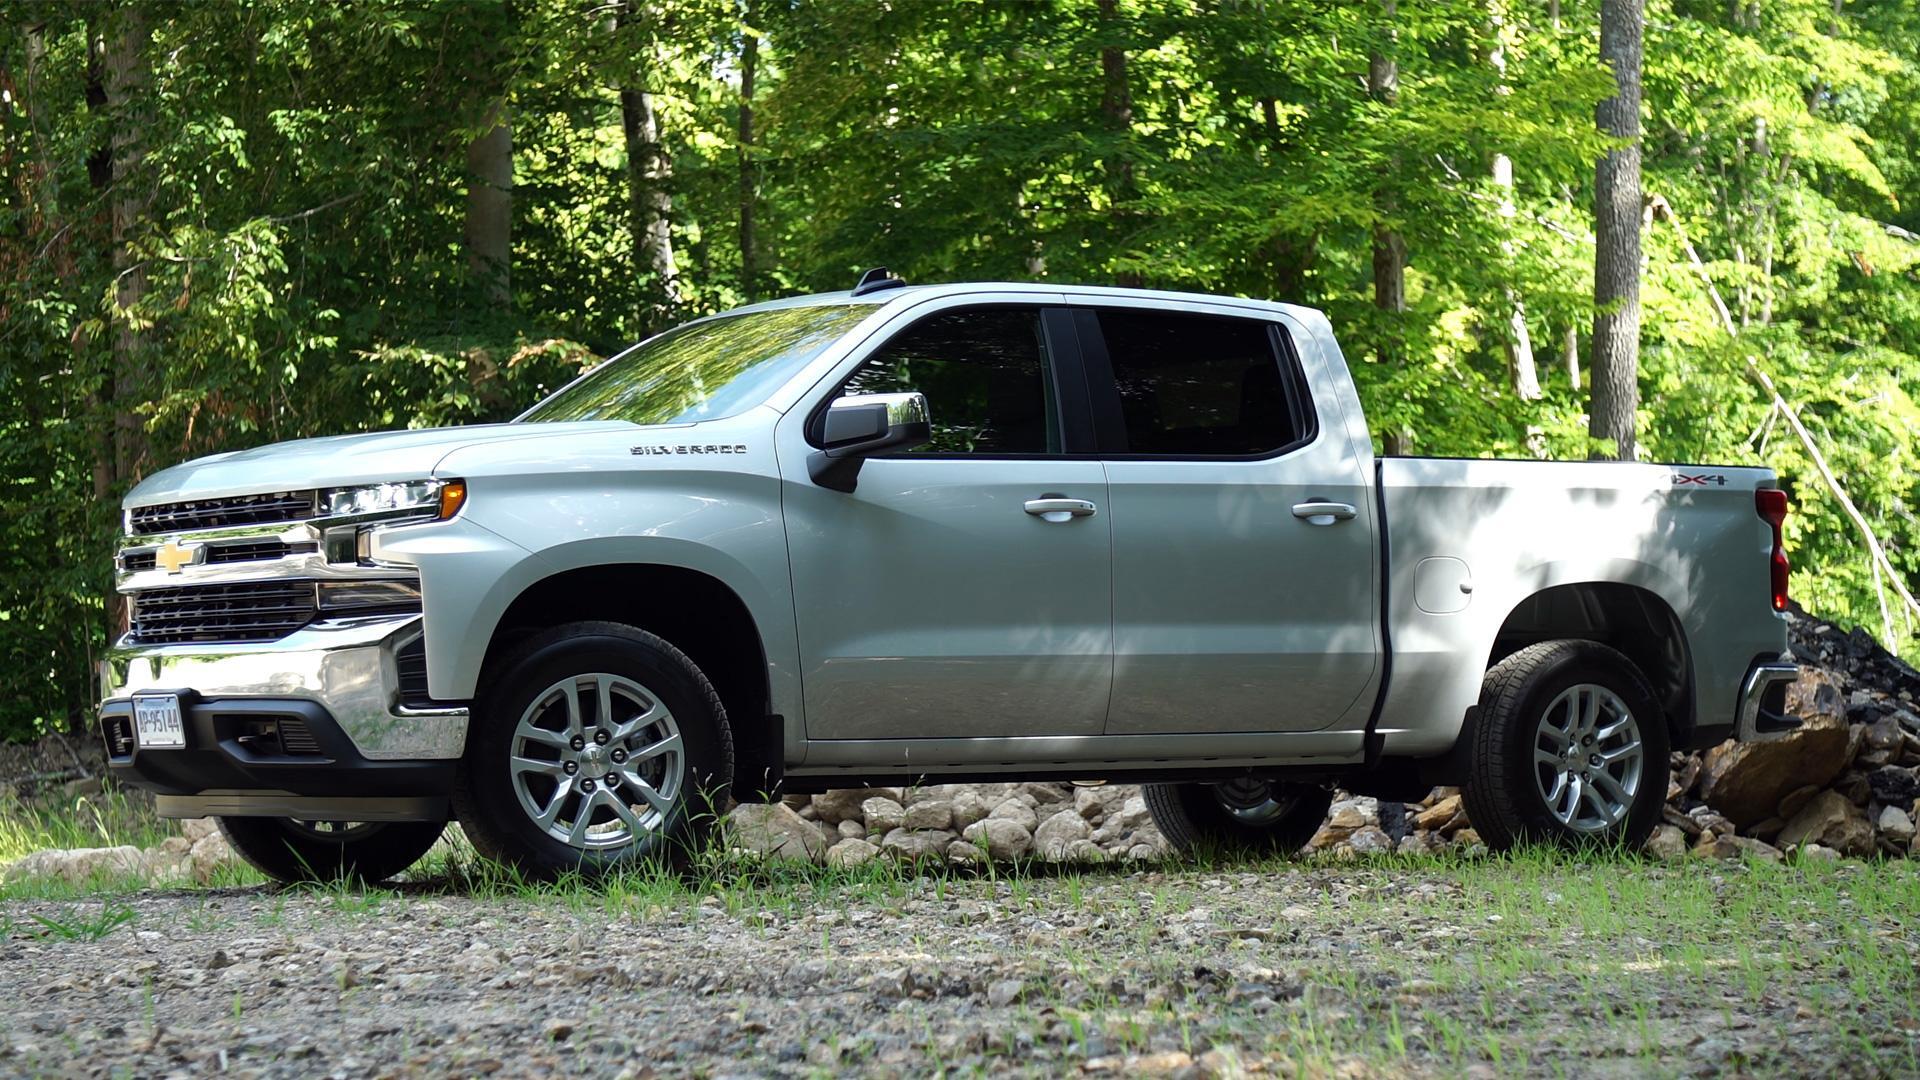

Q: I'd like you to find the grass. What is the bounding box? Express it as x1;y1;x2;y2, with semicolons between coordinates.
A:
6;789;1919;1073
0;785;175;864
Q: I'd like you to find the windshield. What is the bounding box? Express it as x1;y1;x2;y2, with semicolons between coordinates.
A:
519;304;871;425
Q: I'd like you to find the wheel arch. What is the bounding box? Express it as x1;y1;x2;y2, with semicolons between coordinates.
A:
481;563;784;799
1483;581;1694;746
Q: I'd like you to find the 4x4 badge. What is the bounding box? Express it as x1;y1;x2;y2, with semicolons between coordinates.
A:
1671;473;1727;486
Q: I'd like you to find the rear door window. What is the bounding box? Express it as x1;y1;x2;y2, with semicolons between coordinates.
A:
1088;309;1312;456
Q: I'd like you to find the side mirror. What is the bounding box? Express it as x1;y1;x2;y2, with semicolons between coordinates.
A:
808;392;932;492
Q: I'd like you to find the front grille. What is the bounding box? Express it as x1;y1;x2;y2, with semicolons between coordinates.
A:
129;490;319;535
119;539;306;574
128;580;318;645
206;540;299;564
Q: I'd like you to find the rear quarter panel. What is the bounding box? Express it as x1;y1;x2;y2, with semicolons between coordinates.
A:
1375;458;1788;755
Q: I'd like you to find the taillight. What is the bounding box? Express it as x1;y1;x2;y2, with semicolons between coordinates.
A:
1756;488;1789;612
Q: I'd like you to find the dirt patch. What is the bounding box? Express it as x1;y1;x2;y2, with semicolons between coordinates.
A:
4;856;1915;1077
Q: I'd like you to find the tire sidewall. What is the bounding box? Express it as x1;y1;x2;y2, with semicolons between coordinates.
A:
463;627;729;877
1491;644;1670;849
1148;781;1333;856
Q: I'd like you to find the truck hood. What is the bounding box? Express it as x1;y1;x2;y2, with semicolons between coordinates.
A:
124;422;629;507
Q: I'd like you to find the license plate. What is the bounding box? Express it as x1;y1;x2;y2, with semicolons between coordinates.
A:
132;694;187;749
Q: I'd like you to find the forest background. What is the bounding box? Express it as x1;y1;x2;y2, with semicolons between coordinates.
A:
2;0;1916;740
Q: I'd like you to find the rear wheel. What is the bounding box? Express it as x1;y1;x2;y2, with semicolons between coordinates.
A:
218;817;446;884
1144;779;1333;857
452;622;733;879
1460;639;1669;851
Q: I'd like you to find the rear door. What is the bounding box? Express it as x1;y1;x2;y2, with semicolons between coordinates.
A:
1078;301;1379;735
777;301;1113;741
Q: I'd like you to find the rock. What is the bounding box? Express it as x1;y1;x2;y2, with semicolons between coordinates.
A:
987;800;1039;831
986;978;1027;1007
189;832;239;882
544;1018;579;1041
1700;671;1855;825
1776;784;1821;821
901;799;953;832
861;796;906;834
810;788;884;825
1643;824;1689;860
1876;805;1915;844
950;789;993;831
1108;794;1152;833
1867;716;1907;751
1074;785;1126;821
961;818;1034;860
878;828;955;862
4;845;144;885
1064;838;1105;862
1776;790;1875;856
825;838;880;867
1346;826;1394;855
180;816;220;843
1692;834;1783;862
1032;812;1092;859
1414;794;1462;831
1798;843;1841;862
1867;766;1920;804
725;803;827;863
62;777;103;800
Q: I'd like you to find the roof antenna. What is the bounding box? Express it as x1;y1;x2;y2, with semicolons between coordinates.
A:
851;266;908;297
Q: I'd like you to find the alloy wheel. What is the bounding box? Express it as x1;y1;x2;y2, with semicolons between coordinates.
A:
508;673;685;850
1531;683;1644;833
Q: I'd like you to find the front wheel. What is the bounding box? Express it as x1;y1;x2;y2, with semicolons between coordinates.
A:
1144;779;1333;857
452;622;734;880
1460;639;1670;851
218;818;446;885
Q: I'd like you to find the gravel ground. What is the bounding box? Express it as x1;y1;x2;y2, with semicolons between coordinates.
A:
4;855;1918;1078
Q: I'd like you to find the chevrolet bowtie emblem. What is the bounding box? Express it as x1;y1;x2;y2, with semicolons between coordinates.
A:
154;540;200;574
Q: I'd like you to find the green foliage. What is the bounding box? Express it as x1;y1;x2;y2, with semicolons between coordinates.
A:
1;0;1916;741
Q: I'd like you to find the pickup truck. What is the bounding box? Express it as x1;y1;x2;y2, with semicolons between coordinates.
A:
101;275;1798;881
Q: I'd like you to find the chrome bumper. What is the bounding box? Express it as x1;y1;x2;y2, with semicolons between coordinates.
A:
1735;656;1799;742
99;614;467;760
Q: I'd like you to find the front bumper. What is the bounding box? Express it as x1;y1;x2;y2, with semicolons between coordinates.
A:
99;614;467;813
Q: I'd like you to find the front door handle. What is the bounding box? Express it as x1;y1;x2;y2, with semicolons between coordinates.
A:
1291;501;1357;524
1024;497;1098;523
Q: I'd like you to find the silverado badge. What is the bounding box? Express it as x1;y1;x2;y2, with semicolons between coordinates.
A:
153;540;201;574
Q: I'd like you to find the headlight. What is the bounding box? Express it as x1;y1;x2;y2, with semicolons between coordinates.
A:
324;480;444;519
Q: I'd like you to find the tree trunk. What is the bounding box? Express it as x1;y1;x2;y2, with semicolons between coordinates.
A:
1487;3;1540;400
623;83;679;319
1562;325;1580;391
105;6;151;487
1588;0;1645;460
1098;0;1141;288
737;14;758;302
463;104;512;308
1369;0;1406;355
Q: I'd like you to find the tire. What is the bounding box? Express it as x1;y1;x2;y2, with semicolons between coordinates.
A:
1460;639;1670;852
452;621;734;880
217;817;446;885
1144;779;1333;857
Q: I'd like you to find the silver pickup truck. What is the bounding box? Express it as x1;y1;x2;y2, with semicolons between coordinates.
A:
101;276;1798;881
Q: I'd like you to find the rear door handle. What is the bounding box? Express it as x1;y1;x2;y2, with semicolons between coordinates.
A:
1024;497;1098;522
1292;501;1357;524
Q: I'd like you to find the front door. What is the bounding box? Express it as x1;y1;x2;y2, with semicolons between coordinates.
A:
779;302;1112;740
1076;303;1380;735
